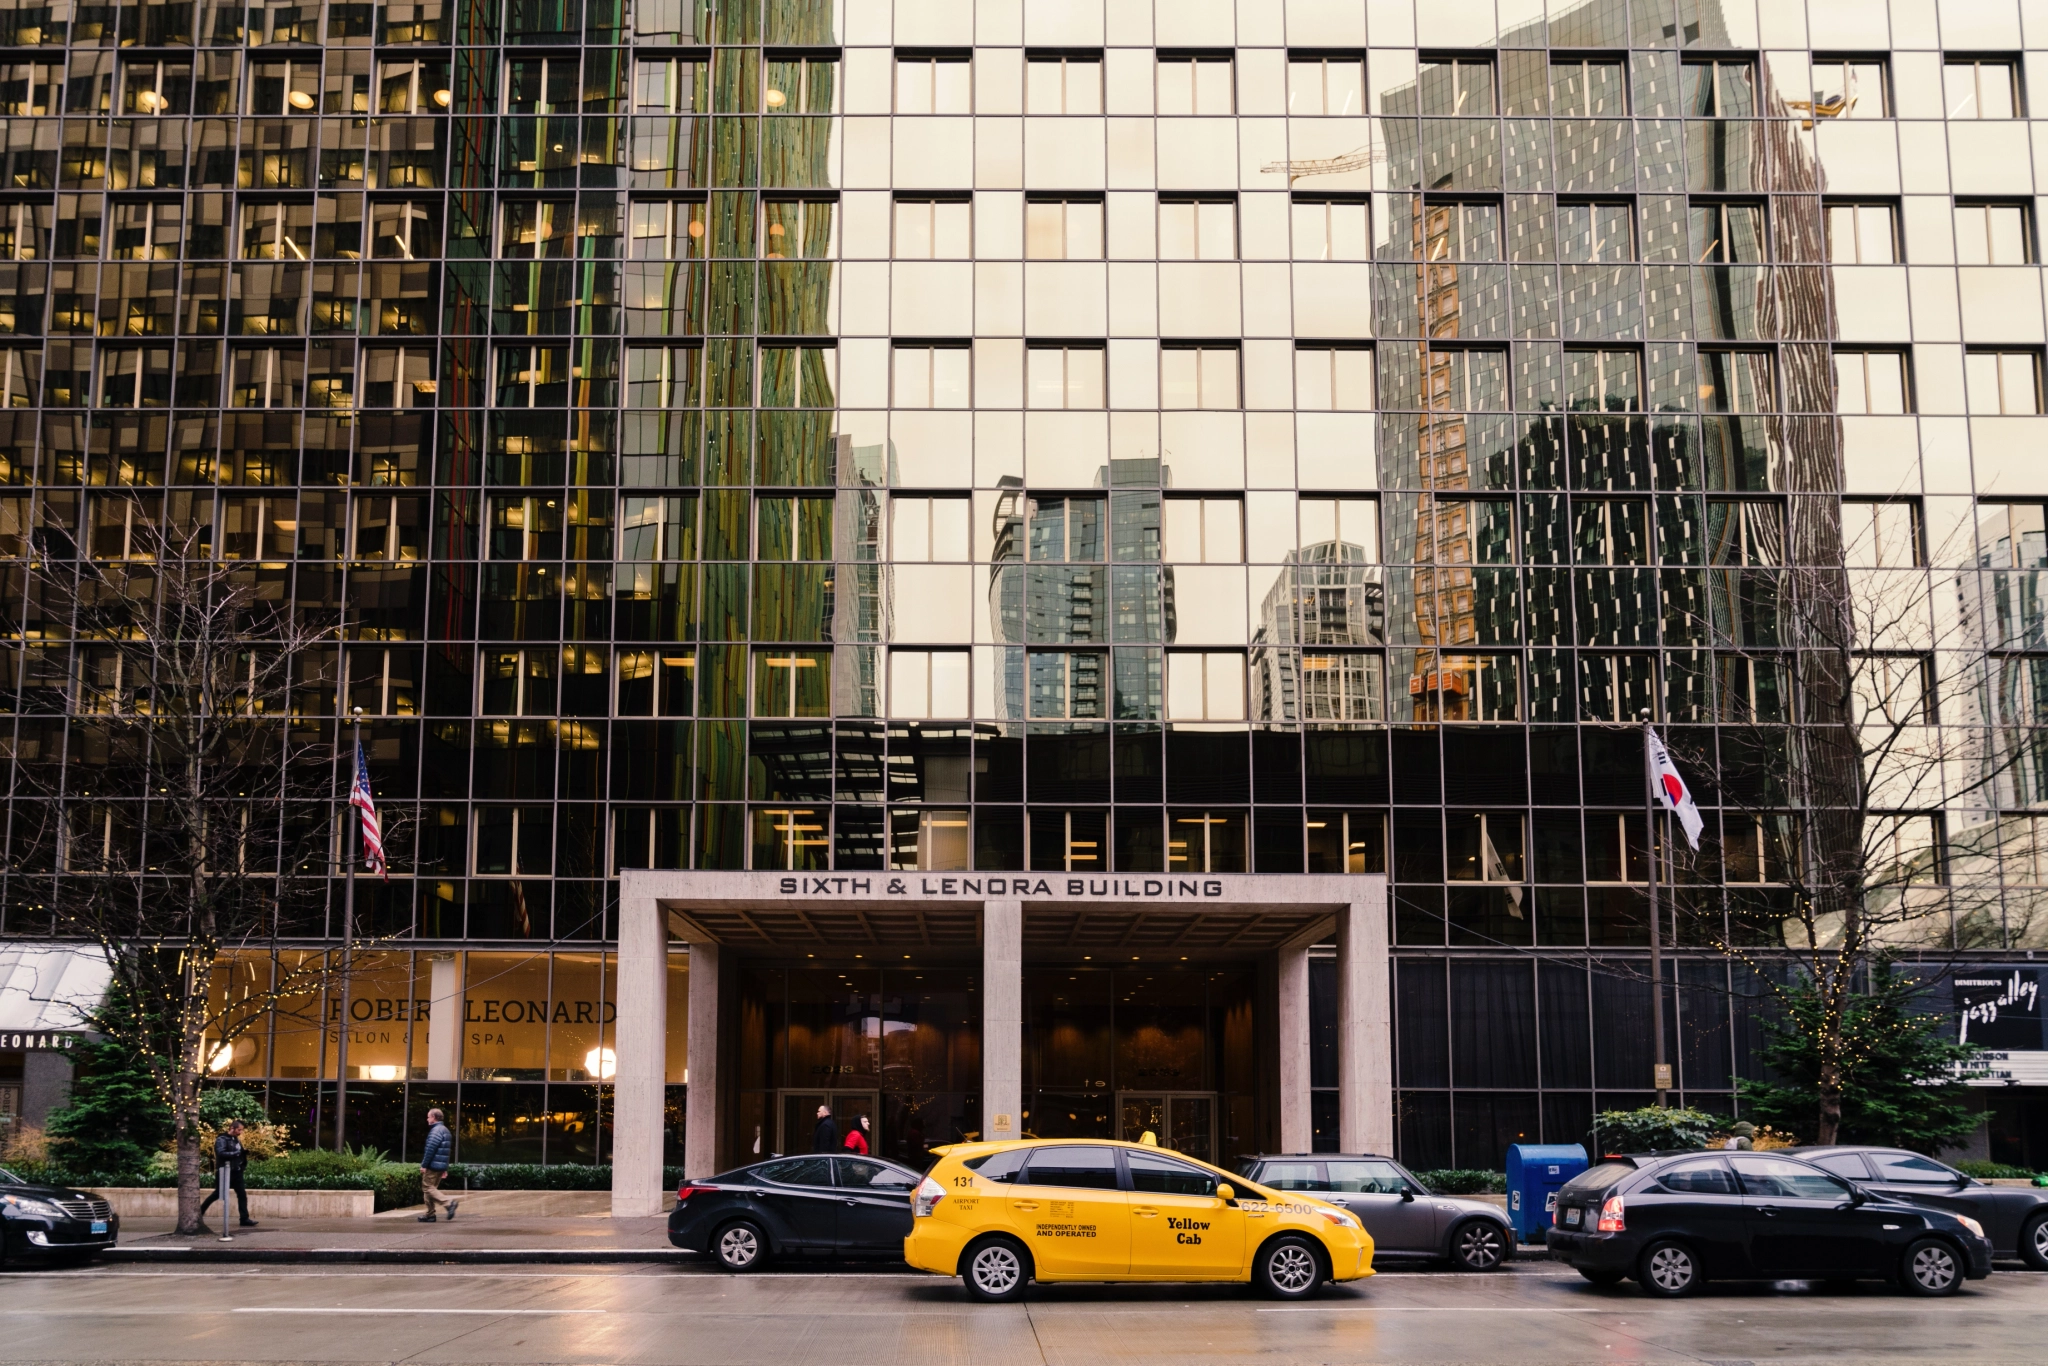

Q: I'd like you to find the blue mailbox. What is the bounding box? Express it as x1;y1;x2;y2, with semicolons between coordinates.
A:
1505;1143;1588;1245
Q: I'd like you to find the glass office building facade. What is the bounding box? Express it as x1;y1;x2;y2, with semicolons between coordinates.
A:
5;0;2048;1170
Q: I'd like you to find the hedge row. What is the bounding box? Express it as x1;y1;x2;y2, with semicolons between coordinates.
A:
1414;1169;1508;1195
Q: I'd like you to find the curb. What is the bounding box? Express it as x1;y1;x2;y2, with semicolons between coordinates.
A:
104;1245;695;1265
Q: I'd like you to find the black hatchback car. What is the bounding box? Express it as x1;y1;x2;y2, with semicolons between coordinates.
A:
668;1154;921;1271
0;1168;119;1264
1790;1146;2048;1269
1546;1151;1992;1296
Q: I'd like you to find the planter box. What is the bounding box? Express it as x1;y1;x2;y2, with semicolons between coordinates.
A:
88;1187;374;1219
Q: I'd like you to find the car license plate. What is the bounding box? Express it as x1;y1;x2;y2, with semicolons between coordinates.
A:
90;1220;108;1234
1563;1208;1582;1228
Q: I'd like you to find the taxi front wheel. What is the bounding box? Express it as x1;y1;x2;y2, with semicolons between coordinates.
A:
1253;1235;1326;1300
961;1235;1032;1303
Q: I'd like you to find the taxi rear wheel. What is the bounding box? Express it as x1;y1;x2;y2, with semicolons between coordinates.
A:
962;1236;1031;1303
1254;1234;1326;1300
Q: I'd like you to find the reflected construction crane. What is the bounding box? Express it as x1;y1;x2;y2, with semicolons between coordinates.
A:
1260;141;1386;185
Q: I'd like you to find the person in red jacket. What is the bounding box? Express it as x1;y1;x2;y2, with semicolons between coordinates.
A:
842;1113;871;1156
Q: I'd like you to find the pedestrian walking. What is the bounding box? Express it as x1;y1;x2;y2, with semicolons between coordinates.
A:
197;1119;257;1230
842;1114;871;1156
418;1108;460;1223
811;1104;837;1153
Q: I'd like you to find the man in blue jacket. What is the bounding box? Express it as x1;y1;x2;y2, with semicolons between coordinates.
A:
418;1108;459;1223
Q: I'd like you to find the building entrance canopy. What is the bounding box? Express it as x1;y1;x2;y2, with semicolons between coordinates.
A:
611;871;1390;1216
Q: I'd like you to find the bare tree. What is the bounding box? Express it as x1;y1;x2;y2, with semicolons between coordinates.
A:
1662;498;2026;1144
4;526;366;1233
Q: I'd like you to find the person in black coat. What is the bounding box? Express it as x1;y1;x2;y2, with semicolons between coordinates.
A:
198;1120;257;1230
812;1105;838;1153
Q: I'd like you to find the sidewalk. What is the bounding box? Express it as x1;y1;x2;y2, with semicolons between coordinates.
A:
105;1206;691;1264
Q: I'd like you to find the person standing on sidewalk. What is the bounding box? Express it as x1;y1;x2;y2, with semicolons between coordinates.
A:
197;1119;257;1231
811;1104;837;1154
842;1114;870;1156
418;1108;460;1223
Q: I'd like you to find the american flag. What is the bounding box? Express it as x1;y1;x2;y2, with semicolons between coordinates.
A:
350;742;387;880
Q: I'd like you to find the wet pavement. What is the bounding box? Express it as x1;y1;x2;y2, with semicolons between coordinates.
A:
107;1211;684;1262
0;1256;2041;1364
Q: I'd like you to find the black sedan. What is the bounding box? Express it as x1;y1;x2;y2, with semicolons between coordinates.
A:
668;1154;920;1271
1546;1151;1992;1296
1791;1145;2048;1269
1;1168;118;1265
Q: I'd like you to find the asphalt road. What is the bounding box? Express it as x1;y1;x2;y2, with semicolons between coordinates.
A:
0;1259;2041;1365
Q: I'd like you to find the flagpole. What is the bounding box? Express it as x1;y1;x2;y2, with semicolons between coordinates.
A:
1642;712;1670;1109
334;707;361;1153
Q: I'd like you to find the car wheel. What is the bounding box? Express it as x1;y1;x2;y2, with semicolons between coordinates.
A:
2021;1213;2048;1273
961;1236;1030;1303
1636;1240;1703;1297
1254;1235;1326;1300
1899;1238;1962;1297
712;1220;767;1273
1449;1220;1507;1271
1576;1267;1626;1287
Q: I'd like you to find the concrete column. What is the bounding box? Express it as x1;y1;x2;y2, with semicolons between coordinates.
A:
684;941;719;1180
1277;944;1313;1153
1337;896;1393;1155
982;899;1022;1142
611;890;669;1218
425;953;461;1082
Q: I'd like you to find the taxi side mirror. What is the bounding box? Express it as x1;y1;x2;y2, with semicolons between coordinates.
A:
1215;1183;1236;1204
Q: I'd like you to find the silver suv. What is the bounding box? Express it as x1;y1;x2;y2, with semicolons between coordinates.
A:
1235;1153;1514;1271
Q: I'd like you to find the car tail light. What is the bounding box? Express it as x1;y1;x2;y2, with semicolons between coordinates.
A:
676;1183;711;1202
1596;1195;1625;1233
914;1176;945;1218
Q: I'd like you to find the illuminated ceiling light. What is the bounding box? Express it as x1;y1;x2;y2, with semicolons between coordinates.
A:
584;1046;617;1079
207;1043;233;1073
288;90;316;110
687;220;706;238
433;88;452;107
765;88;786;108
137;90;163;112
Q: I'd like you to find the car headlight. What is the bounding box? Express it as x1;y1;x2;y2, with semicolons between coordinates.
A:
1316;1207;1360;1231
1;1194;65;1219
1956;1215;1986;1240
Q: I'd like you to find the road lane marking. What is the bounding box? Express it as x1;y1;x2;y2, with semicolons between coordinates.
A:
232;1307;606;1315
1266;1305;1606;1311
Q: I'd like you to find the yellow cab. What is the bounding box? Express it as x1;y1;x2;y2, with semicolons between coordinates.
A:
905;1135;1374;1301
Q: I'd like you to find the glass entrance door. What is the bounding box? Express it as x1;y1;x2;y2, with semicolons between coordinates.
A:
777;1089;880;1156
1117;1091;1217;1164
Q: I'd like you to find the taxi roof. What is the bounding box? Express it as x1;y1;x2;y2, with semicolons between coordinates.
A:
925;1137;1285;1195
